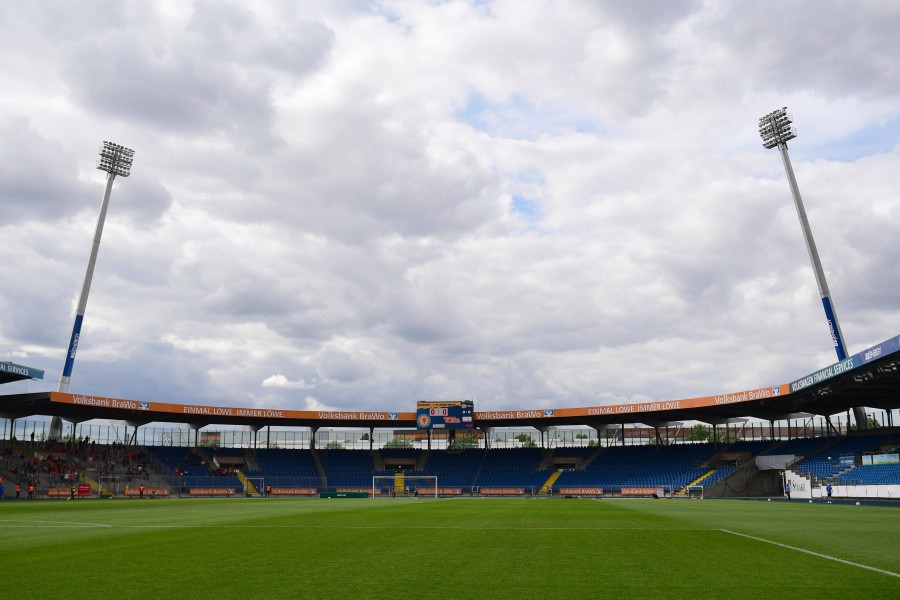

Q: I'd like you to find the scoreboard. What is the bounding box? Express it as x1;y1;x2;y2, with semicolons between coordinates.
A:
416;400;475;430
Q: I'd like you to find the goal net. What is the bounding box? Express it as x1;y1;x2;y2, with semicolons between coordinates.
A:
98;476;121;497
372;475;438;499
685;485;704;499
245;477;265;496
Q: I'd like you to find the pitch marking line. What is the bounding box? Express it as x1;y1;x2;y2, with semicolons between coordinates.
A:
0;522;707;532
720;529;899;579
0;520;112;528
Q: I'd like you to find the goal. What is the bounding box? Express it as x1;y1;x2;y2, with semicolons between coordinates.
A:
372;475;438;499
685;485;704;499
245;477;265;497
98;476;121;497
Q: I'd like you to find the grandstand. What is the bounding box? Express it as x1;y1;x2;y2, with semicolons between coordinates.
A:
253;448;321;488
1;425;898;500
421;448;484;488
2;336;900;501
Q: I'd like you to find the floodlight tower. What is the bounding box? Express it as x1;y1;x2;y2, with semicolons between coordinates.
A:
55;142;134;402
759;108;847;359
759;108;866;428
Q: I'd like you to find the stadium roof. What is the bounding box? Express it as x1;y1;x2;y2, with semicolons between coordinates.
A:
1;335;898;432
0;361;44;386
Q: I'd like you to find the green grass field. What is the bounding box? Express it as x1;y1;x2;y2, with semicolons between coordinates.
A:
1;497;898;599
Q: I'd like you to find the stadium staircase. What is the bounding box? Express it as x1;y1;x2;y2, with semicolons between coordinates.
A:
538;449;556;471
828;466;855;481
675;470;716;495
579;447;606;468
311;451;327;486
87;474;130;497
703;445;733;466
370;450;385;471
194;447;213;466
793;434;890;483
78;452;132;496
416;450;430;470
244;449;260;472
472;451;489;485
539;471;561;494
238;471;258;495
82;474;100;495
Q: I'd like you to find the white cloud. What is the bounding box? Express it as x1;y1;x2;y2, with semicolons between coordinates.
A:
262;374;311;390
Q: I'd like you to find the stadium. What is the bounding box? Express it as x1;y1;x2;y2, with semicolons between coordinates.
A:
2;337;900;502
2;133;900;599
2;13;899;595
2;341;900;596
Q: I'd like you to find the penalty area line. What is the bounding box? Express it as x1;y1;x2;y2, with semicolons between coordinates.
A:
720;529;899;579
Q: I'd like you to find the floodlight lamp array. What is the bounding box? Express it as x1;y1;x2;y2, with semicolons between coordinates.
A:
758;107;797;149
97;141;135;177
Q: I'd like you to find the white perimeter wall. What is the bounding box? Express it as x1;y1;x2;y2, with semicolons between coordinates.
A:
785;470;900;500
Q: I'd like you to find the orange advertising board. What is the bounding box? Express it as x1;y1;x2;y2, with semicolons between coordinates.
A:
271;487;318;496
475;384;788;422
46;485;91;497
189;488;237;496
621;487;665;497
415;487;463;495
480;488;526;496
49;392;415;422
125;487;170;497
558;487;604;496
337;487;381;495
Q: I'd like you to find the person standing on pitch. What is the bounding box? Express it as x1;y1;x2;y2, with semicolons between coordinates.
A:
826;484;833;504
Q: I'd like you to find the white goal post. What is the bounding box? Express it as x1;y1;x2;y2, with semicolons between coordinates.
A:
372;475;438;499
685;485;704;499
98;475;121;497
245;477;265;496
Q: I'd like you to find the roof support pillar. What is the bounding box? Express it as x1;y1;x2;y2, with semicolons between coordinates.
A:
534;425;552;449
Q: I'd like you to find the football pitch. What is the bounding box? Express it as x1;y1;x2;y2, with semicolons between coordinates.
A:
1;497;898;599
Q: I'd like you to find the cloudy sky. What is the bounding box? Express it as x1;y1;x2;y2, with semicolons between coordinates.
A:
1;0;898;416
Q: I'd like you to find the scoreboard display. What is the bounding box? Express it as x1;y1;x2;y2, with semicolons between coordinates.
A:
416;400;474;430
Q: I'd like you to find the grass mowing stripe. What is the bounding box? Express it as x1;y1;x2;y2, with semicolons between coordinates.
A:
720;529;900;579
2;498;897;597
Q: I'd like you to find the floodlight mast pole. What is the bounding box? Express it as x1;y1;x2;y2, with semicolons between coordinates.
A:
758;108;866;429
52;142;134;436
759;109;848;359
